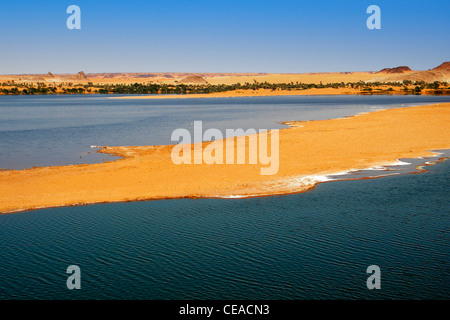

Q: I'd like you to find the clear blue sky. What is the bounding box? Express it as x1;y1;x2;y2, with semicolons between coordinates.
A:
0;0;449;74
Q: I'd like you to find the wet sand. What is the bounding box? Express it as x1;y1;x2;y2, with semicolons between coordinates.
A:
0;103;449;214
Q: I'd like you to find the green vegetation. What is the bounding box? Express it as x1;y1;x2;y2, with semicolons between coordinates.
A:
0;80;449;96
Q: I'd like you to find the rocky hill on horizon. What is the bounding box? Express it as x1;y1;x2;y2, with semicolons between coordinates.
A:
1;62;448;85
377;66;412;74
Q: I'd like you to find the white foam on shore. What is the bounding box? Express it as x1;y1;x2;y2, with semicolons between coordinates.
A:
283;174;332;187
388;160;411;166
218;195;251;199
326;169;361;177
328;160;412;178
213;159;417;199
361;165;385;171
274;159;415;191
210;151;448;200
264;174;334;193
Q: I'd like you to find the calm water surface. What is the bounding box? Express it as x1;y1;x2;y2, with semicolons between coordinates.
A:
1;94;449;169
0;160;448;300
0;94;448;299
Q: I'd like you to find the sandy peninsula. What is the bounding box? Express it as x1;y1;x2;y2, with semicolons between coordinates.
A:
0;103;449;214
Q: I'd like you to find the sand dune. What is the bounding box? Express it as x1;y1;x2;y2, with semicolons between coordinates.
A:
1;61;448;86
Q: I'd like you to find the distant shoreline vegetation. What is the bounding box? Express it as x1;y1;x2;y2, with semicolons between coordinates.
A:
0;80;449;96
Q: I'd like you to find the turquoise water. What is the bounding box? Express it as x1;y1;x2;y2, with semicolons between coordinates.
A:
0;95;448;299
0;160;448;300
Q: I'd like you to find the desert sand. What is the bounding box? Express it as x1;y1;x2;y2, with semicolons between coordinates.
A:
1;71;380;85
0;103;449;214
110;88;364;99
110;87;449;100
1;61;449;87
2;63;448;97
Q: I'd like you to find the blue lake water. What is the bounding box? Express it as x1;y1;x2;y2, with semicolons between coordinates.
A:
0;94;449;169
0;94;449;299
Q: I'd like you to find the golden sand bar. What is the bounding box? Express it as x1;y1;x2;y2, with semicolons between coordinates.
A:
0;103;449;214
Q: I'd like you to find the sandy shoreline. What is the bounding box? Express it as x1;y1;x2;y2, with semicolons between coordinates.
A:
109;88;363;99
0;102;449;214
109;88;447;100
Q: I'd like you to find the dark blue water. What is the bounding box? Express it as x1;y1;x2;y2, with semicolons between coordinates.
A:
0;95;448;300
0;159;448;300
1;94;449;169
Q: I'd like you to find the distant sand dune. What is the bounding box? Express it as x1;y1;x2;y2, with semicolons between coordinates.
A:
1;61;448;85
